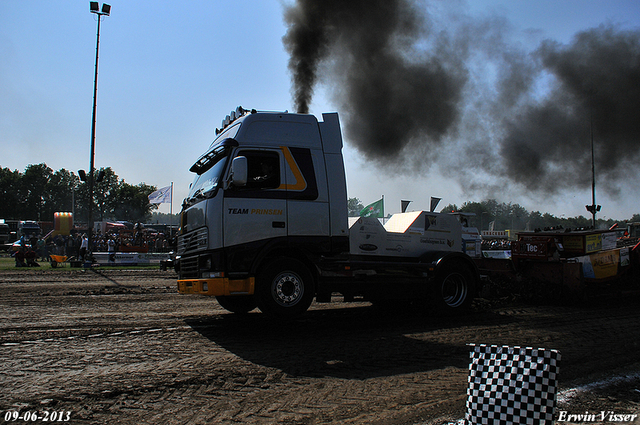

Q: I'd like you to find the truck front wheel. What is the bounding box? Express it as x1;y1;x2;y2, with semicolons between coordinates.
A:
432;260;475;312
256;259;315;317
215;295;257;314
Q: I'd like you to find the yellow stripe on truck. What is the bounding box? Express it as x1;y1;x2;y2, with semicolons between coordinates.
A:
277;146;307;191
177;277;255;296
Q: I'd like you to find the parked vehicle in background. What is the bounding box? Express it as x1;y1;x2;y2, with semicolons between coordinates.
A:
18;221;41;240
0;221;10;249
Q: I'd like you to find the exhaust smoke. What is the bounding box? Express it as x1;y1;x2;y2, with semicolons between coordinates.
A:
283;1;640;197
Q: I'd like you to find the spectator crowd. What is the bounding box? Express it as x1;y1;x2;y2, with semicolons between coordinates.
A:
481;238;512;250
11;224;175;267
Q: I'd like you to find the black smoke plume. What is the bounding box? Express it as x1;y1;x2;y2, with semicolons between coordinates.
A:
499;26;640;194
283;0;468;159
282;1;331;115
283;1;640;197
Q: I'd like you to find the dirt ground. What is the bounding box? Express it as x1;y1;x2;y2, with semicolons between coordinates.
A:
1;267;639;424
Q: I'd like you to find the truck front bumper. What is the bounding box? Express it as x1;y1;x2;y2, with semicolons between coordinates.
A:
177;277;255;296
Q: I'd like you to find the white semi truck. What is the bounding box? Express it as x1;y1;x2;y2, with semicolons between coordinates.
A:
176;107;480;317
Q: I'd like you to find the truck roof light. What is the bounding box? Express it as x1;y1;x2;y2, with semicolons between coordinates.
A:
215;106;257;135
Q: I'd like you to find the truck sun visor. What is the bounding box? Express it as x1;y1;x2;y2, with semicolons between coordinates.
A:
189;138;239;174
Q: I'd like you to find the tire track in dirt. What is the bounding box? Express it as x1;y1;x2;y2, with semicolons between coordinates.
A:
1;270;640;424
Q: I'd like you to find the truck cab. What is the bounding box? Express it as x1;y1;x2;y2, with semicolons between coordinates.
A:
177;109;349;314
177;108;478;317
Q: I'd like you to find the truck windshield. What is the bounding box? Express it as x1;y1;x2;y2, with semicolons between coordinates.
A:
186;146;229;204
184;122;241;207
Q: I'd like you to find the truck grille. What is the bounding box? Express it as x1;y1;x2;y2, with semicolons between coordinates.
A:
177;227;208;255
179;257;199;279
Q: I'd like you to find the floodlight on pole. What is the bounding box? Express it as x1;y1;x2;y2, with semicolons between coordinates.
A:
585;106;601;228
87;2;110;265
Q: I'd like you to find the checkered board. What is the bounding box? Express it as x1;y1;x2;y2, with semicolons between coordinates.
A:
465;344;561;425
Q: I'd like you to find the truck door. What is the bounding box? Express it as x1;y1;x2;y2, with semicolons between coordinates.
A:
223;149;287;249
281;147;327;237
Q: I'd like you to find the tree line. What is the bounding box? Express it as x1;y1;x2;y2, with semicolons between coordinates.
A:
348;198;639;231
5;166;636;231
440;199;640;231
0;164;158;224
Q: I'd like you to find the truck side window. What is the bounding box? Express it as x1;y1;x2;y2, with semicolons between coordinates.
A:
241;151;281;190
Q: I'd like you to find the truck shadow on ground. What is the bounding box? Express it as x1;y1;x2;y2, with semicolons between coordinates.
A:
185;304;521;380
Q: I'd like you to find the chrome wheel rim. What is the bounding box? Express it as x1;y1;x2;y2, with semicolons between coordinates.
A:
272;271;303;307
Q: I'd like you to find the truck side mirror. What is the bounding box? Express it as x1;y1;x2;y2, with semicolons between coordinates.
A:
230;156;248;187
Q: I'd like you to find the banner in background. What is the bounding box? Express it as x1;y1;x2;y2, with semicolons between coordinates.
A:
148;185;172;204
360;198;384;218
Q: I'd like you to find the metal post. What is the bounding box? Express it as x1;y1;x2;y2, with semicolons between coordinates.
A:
87;3;110;265
590;115;597;227
170;182;174;239
87;14;101;264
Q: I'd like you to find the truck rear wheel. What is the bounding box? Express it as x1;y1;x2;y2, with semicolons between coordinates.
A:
256;258;315;317
432;260;475;312
215;295;257;314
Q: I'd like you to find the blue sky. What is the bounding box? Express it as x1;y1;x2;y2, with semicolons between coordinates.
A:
2;1;639;220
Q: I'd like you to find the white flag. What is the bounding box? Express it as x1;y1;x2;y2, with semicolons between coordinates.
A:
148;185;172;204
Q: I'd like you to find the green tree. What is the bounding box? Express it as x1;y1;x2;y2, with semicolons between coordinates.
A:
75;167;121;222
93;167;120;221
439;203;459;213
113;182;158;223
47;169;80;216
528;211;545;230
149;212;180;224
0;167;22;219
507;203;528;231
21;163;53;221
442;201;496;230
565;215;591;229
459;201;490;229
347;197;364;216
542;213;559;228
0;164;165;225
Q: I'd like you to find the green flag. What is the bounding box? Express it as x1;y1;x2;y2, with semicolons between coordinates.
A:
360;198;384;218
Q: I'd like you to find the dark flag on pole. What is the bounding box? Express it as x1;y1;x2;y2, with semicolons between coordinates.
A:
430;197;441;212
360;198;384;218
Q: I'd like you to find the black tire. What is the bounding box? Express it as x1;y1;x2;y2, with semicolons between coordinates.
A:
256;258;315;317
215;295;257;314
432;259;475;312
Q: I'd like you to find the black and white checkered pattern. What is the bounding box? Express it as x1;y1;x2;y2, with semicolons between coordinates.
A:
465;344;561;425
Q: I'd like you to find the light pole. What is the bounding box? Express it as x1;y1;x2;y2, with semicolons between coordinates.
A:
87;2;110;264
585;106;600;227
